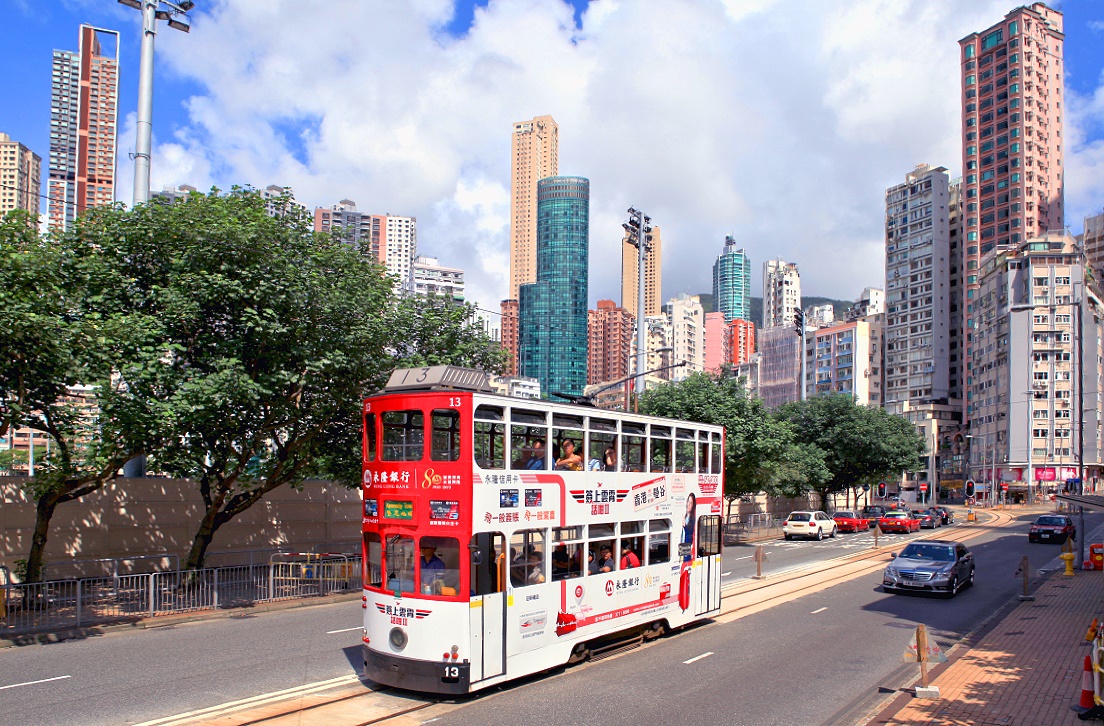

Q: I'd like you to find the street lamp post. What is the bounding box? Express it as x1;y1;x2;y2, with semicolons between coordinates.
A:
623;208;652;400
118;0;194;206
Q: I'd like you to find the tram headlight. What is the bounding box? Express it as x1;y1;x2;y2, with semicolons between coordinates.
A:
388;626;408;652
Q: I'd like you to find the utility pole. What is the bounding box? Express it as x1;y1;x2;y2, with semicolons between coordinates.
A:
794;308;807;401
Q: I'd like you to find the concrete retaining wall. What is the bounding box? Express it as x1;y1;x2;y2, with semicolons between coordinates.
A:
0;476;362;576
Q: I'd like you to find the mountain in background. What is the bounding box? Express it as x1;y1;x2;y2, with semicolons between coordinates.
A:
694;294;854;325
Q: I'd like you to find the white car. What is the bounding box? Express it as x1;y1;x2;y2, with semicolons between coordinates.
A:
783;511;837;541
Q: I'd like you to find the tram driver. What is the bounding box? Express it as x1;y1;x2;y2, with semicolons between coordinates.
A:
420;543;446;594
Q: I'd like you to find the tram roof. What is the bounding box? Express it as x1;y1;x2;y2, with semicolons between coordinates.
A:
367;367;722;433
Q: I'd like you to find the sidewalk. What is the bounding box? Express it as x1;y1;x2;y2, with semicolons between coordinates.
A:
867;530;1104;725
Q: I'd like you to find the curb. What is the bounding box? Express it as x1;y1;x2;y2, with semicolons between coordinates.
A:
0;590;362;649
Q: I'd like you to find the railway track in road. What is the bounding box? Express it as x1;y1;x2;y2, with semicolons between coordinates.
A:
149;510;1021;726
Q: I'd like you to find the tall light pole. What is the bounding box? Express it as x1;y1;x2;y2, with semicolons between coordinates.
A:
118;0;194;206
623;207;652;400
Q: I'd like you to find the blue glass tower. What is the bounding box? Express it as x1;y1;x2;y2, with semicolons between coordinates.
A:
712;236;751;322
519;176;590;397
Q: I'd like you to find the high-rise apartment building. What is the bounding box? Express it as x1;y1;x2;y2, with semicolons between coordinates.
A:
726;319;756;367
757;325;801;408
621;225;663;318
518;176;589;397
845;287;886;322
509;115;559;301
500;300;519;376
969;232;1101;495
712;236;751;323
703;312;727;374
0;133;42;218
587;300;634;386
48;25;119;231
405;256;464;301
1083;210;1104;279
804;304;835;329
370;214;417;288
314;199;374;252
805;319;884;407
665;294;704;382
763;259;801;329
960;3;1065;422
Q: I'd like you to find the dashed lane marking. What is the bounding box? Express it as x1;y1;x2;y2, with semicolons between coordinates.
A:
683;652;715;665
326;626;362;634
0;675;72;691
811;607;828;614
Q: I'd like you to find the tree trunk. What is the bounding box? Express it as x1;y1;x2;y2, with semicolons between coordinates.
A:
25;491;61;583
184;501;223;570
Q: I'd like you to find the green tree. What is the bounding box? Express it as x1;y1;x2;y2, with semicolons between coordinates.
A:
0;210;159;583
776;394;925;509
75;190;504;568
637;371;795;516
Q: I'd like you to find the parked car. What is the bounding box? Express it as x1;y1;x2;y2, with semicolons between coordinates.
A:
883;540;975;597
832;510;870;533
878;510;921;533
862;505;888;526
918;508;942;529
933;506;955;525
1028;515;1076;543
783;511;837;541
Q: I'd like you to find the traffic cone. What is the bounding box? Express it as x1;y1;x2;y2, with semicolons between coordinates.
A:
1079;655;1095;710
1088;618;1100;643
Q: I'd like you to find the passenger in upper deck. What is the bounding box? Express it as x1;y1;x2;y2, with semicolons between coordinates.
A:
526;439;546;469
555;439;583;471
596;545;615;573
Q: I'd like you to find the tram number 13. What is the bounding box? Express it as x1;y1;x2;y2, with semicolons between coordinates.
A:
443;665;460;679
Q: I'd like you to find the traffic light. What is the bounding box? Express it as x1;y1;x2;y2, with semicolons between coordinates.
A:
876;481;887;498
964;480;975;498
794;309;805;336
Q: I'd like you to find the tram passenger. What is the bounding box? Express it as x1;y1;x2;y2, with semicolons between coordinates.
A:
526;440;546;470
603;447;617;472
620;543;640;569
551;545;571;580
555;439;583;471
587;549;599;575
527;550;546;584
596;545;615;573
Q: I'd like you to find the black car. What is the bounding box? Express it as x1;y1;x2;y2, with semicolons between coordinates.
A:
918;508;942;529
883;540;975;597
933;506;954;525
862;505;887;526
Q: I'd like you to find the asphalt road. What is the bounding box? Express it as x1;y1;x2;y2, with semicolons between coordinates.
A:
0;507;1092;726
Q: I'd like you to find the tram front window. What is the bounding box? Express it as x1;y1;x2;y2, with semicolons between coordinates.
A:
385;534;416;595
364;532;383;588
418;536;460;596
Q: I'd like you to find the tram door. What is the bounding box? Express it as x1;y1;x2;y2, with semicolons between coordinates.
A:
468;532;506;682
695;515;722;615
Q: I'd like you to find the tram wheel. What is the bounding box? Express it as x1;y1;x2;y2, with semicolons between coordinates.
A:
568;643;591;665
643;621;667;641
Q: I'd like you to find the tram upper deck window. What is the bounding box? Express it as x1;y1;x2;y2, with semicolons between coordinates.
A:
418;536;460;596
697;433;709;474
622;422;645;472
650;426;672;473
710;433;723;475
510;419;548;470
382;410;424;461
364;412;377;462
552;414;584;472
588;418;617;472
474;406;506;470
431;409;461;461
384;534;416;595
675;429;696;473
364;532;382;588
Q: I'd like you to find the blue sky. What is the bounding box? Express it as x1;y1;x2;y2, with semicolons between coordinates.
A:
3;1;1103;311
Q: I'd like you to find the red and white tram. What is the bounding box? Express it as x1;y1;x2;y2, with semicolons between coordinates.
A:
361;366;724;694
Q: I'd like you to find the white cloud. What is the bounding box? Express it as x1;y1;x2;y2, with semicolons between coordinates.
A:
139;0;1099;315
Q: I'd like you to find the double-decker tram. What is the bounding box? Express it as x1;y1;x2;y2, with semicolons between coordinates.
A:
361;366;724;694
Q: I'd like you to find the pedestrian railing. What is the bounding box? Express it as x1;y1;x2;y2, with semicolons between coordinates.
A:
723;517;785;544
0;556;362;636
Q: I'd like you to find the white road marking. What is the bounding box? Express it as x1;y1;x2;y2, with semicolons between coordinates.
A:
721;571;732;576
0;675;71;691
728;555;753;561
325;626;362;634
683;652;714;665
811;607;828;614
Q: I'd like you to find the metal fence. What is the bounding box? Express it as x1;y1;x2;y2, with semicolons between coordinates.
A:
0;557;362;636
723;516;786;544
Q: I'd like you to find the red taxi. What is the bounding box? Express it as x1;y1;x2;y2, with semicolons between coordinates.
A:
1028;515;1076;544
877;510;921;534
832;510;870;533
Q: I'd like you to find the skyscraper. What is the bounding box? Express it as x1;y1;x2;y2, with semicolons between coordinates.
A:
712;236;751;323
621;225;662;318
509;115;559;301
665;294;704;382
370;214;418;289
48;25;119;231
518;176;589;397
0;133;42;218
587;300;634;386
762;259;801;329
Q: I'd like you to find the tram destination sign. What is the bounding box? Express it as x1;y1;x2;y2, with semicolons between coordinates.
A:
384;366;492;393
383;500;414;519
